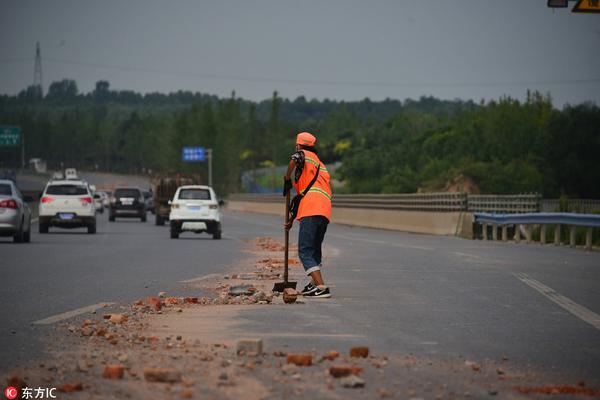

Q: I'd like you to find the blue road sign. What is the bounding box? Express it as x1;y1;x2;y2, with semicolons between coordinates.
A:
182;147;206;162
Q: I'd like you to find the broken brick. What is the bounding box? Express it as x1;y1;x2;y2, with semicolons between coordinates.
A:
102;365;125;380
80;327;94;337
350;347;369;358
164;297;179;305
329;365;363;378
236;339;263;356
287;354;312;367
283;288;298;304
184;297;198;304
109;314;128;324
320;351;340;362
57;383;83;393
143;367;182;383
147;297;162;311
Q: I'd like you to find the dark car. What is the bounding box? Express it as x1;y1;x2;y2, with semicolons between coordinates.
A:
109;187;147;222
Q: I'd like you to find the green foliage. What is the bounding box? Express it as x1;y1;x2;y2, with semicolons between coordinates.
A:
0;81;598;197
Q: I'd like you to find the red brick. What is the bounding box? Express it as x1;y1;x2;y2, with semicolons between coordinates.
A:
109;314;128;324
282;288;298;304
147;297;162;311
184;297;198;304
164;297;179;305
286;353;312;366
320;351;340;361
57;383;83;393
350;346;369;358
329;365;363;378
102;365;125;379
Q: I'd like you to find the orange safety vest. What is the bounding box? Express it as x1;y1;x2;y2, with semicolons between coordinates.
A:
293;150;332;222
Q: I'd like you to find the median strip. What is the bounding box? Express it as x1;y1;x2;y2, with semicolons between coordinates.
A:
514;273;600;330
33;302;115;325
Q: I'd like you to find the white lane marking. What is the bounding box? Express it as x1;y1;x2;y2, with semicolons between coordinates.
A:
180;273;222;283
515;273;600;331
33;302;114;325
451;251;484;260
329;233;432;251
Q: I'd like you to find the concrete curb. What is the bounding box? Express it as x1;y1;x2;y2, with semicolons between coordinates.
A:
226;201;473;237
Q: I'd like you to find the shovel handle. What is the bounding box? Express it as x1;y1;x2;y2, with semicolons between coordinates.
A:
284;191;290;283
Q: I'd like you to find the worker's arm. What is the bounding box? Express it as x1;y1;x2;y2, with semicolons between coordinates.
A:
282;159;295;197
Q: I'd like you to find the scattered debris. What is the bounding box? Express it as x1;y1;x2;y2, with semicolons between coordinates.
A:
320;350;340;362
57;383;84;393
283;288;299;304
108;314;128;324
465;360;481;372
229;284;257;296
236;339;263;356
515;385;600;396
340;374;366;388
350;346;369;358
102;365;125;380
329;365;363;378
143;367;182;383
286;354;312;366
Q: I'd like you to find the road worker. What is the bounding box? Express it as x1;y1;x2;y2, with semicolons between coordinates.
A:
283;132;333;298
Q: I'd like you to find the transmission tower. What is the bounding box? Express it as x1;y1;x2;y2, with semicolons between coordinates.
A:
33;41;43;94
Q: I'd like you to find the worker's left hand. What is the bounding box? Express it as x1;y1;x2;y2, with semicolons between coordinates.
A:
284;221;293;231
283;177;292;197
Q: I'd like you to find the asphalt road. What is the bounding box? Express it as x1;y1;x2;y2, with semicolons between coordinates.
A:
1;206;599;382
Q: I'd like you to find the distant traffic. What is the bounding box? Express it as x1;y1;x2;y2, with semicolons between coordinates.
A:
0;168;223;243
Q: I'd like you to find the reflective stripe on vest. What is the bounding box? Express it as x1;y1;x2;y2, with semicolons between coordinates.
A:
308;187;332;201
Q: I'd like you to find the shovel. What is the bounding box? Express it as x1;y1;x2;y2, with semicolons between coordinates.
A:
272;191;297;292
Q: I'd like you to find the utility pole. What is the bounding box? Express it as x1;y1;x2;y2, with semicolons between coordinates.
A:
34;41;43;95
206;148;213;187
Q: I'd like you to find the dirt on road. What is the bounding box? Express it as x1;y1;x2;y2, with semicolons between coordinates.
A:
4;237;598;399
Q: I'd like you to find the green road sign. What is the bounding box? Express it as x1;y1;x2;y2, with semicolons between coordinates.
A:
0;126;21;146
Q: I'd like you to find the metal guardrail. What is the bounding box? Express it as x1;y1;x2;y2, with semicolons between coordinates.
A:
474;212;600;228
229;192;542;213
229;192;468;211
474;212;599;250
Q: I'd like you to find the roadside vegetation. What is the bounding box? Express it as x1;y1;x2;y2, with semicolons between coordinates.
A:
1;80;598;197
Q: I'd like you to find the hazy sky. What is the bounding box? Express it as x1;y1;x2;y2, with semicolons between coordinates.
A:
1;0;599;106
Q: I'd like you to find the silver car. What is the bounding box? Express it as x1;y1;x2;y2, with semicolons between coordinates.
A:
0;179;33;243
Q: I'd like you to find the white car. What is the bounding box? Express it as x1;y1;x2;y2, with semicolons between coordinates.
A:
38;180;97;234
93;192;104;213
168;185;221;239
0;179;33;243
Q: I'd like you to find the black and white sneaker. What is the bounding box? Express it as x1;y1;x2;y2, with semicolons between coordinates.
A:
304;286;331;298
301;282;317;295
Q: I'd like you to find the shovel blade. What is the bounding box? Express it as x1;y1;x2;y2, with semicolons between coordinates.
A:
272;281;297;293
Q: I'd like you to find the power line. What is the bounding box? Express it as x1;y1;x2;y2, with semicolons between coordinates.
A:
3;56;600;88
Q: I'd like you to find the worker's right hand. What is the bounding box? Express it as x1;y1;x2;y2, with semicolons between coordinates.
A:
284;221;293;231
283;177;292;197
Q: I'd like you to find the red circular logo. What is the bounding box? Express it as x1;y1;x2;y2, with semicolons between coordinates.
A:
4;387;18;400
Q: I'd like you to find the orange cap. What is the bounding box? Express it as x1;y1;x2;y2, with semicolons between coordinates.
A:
296;132;316;147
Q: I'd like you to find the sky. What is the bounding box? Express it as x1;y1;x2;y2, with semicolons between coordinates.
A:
1;0;599;107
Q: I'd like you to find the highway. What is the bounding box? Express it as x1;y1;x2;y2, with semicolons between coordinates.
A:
1;206;599;383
